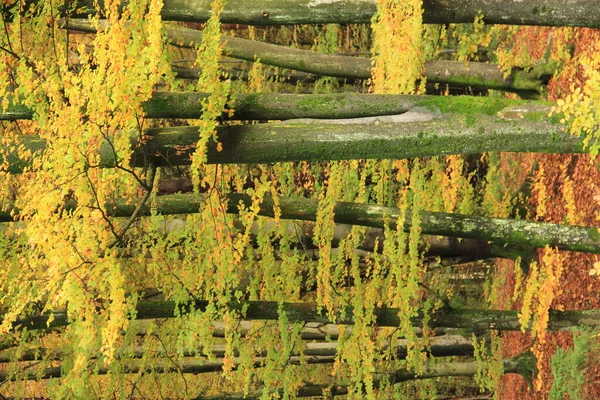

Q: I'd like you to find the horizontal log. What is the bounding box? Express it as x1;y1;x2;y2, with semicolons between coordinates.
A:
126;194;600;254
2;186;598;253
0;92;419;121
9;0;600;27
0;98;583;173
8;299;600;332
167;25;547;92
194;352;534;399
0;334;473;363
63;19;548;92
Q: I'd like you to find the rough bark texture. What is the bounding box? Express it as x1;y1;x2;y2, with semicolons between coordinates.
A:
136;320;443;341
173;59;547;95
128;194;600;253
389;350;535;383
14;0;600;27
0;356;328;381
425;60;547;96
143;116;581;166
165;24;372;79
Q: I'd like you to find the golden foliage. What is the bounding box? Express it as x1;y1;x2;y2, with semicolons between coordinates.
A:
190;0;231;168
552;37;600;155
370;0;424;94
452;13;491;62
1;1;593;398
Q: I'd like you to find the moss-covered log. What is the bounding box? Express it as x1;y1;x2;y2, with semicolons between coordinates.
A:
0;334;473;364
3;191;592;256
138;320;444;341
0;192;581;253
0;356;325;381
196;349;533;398
0;98;582;173
102;193;600;254
386;350;535;383
0;347;527;386
226;195;600;254
9;299;600;332
12;0;600;27
65;19;548;92
0;92;418;121
173;60;548;97
140;113;581;166
175;25;548;92
425;60;549;98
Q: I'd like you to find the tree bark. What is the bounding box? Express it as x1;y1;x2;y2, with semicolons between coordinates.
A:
12;0;600;28
157;352;537;399
64;19;548;93
137;320;445;341
169;24;547;92
2;192;598;253
9;300;600;332
138;113;583;166
0;346;525;386
0;92;420;121
1;99;582;173
0;334;474;364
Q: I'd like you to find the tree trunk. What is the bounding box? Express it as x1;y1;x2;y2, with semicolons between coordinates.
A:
194;351;535;399
15;0;600;27
99;194;600;254
2;192;597;253
0;334;474;364
0;92;420;121
136;320;447;341
0;347;531;389
1;100;582;173
425;60;550;98
171;25;546;92
172;65;524;98
141;113;582;166
10;300;600;332
64;19;549;93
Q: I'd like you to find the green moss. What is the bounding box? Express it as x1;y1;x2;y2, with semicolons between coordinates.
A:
418;96;523;117
296;95;336;112
417;97;562;128
511;71;543;92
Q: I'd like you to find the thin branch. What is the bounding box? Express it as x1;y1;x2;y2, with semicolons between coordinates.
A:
0;45;20;60
94;121;149;189
84;167;119;239
107;164;156;249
